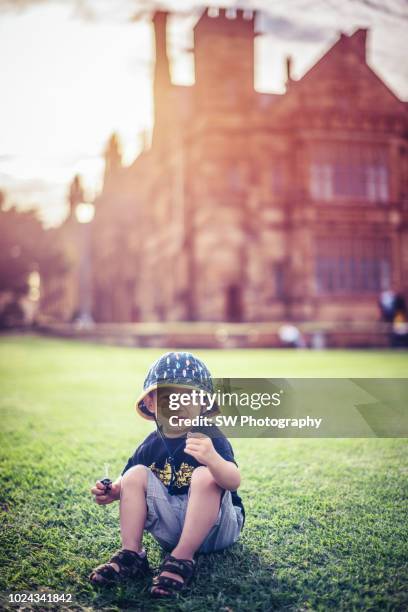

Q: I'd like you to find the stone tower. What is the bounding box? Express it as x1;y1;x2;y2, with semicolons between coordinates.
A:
194;7;256;112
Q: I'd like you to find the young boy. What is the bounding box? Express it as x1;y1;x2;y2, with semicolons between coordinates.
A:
89;351;244;598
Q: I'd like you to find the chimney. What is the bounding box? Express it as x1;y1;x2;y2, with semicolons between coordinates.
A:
153;11;171;91
152;11;171;147
285;55;293;83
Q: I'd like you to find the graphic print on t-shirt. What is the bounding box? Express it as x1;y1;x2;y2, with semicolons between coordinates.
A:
149;459;195;489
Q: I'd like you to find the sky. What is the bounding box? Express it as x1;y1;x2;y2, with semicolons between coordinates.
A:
1;0;407;226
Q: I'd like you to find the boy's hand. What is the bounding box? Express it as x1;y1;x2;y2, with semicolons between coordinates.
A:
91;480;120;505
185;432;241;491
184;433;217;466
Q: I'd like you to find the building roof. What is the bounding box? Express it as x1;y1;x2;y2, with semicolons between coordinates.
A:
287;28;407;114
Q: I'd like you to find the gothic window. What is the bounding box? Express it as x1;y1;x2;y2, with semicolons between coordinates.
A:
310;163;333;200
366;164;389;202
315;236;391;294
309;144;389;202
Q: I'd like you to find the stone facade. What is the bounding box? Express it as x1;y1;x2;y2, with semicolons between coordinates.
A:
77;8;408;323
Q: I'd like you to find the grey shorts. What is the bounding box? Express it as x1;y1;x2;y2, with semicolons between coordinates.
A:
144;469;244;554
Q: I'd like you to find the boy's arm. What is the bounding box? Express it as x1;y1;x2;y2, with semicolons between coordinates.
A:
184;437;241;491
207;452;241;491
91;443;146;505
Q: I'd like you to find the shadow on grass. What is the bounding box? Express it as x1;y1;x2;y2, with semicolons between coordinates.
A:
85;542;292;612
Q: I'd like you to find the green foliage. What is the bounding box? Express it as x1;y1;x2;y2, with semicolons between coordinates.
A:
0;335;407;611
0;205;67;296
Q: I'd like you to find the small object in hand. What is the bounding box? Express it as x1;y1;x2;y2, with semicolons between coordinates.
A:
100;478;112;494
101;463;112;494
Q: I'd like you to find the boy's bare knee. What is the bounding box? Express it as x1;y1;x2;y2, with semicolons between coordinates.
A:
190;466;220;491
121;464;148;490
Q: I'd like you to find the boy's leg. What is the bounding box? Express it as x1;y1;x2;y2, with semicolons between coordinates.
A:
90;465;149;583
172;466;222;558
120;465;148;554
154;467;222;593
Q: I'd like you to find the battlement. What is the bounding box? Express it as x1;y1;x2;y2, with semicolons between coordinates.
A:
193;6;256;100
194;6;256;37
207;7;255;20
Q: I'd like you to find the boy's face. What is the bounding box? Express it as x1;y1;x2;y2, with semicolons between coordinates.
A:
144;386;203;437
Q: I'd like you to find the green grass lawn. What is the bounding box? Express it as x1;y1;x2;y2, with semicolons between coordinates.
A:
0;334;407;611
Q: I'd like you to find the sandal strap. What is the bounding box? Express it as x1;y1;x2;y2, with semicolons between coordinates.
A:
92;549;148;582
159;555;195;581
110;549;145;570
153;575;184;592
92;563;118;581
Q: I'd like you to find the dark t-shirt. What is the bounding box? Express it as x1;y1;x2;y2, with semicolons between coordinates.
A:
122;427;245;520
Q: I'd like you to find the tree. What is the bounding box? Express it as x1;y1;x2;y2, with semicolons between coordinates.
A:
0;195;68;325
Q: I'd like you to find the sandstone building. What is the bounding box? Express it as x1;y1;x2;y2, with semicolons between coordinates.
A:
66;8;408;324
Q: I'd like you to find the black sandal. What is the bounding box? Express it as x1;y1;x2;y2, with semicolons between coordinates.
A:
151;554;196;598
89;549;150;586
